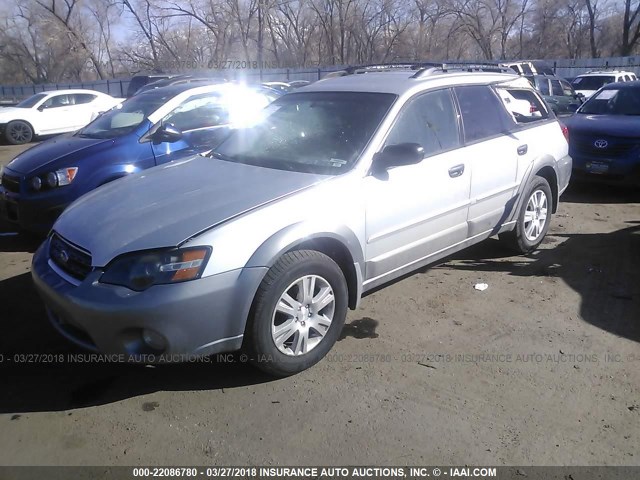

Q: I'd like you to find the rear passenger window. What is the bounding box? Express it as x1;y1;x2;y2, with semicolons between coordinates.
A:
454;85;513;143
73;94;97;105
385;89;461;157
536;78;550;95
496;88;550;124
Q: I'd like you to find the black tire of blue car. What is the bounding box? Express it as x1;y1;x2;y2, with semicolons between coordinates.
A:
243;249;348;377
5;120;34;145
499;175;553;254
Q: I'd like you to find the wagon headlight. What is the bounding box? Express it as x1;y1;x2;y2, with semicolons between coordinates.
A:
100;247;211;291
30;167;78;191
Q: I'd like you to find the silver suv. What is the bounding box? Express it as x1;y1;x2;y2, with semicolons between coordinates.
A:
32;66;572;376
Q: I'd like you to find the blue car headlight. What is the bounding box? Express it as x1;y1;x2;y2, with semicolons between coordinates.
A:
100;247;211;291
30;167;79;191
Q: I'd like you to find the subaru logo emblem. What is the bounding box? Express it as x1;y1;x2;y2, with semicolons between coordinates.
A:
594;139;608;149
58;249;69;264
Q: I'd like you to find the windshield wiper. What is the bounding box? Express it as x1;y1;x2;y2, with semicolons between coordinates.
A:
207;151;236;162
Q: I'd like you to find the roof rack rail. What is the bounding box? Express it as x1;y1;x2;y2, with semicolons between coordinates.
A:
343;62;440;74
411;62;513;78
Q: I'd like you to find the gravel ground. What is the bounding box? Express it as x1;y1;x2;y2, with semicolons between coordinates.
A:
0;141;638;466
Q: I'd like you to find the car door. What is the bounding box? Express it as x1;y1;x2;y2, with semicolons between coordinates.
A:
35;94;77;134
363;88;471;283
455;85;524;238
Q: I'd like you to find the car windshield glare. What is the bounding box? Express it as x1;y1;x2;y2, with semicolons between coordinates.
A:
77;92;172;139
579;88;640;115
15;93;48;108
211;92;396;175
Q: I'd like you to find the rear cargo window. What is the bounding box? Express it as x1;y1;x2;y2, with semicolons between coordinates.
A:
496;88;550;124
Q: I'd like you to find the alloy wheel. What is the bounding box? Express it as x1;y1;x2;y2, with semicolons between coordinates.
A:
523;189;548;242
271;274;335;356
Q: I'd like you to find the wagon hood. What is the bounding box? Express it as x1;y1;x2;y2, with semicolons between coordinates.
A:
564;114;640;139
53;155;329;266
5;133;113;174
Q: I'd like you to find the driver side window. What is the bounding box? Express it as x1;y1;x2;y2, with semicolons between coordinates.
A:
385;89;461;157
162;93;226;132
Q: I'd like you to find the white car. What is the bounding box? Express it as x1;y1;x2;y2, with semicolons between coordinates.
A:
0;89;123;145
570;70;638;100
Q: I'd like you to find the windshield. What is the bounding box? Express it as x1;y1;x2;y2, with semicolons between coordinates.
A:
77;92;174;139
579;87;640;115
15;93;48;108
211;92;396;175
571;75;615;91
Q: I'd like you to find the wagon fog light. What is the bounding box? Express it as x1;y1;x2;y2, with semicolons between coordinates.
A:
142;329;167;351
30;176;42;191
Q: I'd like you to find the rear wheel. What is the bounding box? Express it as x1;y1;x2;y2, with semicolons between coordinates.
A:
500;176;552;254
243;250;348;377
5;121;33;145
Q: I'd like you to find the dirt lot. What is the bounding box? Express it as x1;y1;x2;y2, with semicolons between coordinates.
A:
0;142;638;467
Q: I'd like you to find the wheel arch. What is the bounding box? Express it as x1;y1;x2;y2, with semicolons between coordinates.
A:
245;224;365;310
534;164;559;213
6;118;36;136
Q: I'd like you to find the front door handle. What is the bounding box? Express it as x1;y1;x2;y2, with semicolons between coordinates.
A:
517;144;528;156
448;164;465;178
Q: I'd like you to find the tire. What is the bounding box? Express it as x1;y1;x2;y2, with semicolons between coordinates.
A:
243;250;348;377
5;120;34;145
499;176;553;254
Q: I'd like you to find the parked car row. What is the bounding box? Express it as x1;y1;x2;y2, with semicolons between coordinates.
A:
2;63;637;377
0;83;279;233
0;65;574;376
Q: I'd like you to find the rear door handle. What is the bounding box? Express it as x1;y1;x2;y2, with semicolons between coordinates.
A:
517;144;528;156
448;164;465;178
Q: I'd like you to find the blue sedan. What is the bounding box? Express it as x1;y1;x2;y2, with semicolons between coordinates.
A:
564;81;640;185
0;83;279;233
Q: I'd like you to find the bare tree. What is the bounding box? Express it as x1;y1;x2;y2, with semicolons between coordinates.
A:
620;0;640;55
34;0;108;78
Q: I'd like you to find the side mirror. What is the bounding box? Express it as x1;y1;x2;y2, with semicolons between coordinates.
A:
37;105;46;112
373;143;425;171
153;123;183;143
576;93;586;102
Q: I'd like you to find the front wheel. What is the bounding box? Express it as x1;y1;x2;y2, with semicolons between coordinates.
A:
5;120;34;145
500;176;552;254
243;250;348;377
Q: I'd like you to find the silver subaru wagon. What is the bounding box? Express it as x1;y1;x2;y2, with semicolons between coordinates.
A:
32;66;571;376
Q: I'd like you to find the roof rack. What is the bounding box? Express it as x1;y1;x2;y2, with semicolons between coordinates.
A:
322;62;516;80
344;62;440;75
411;62;513;78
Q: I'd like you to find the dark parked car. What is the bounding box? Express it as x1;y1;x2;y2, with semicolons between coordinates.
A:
526;75;583;115
134;75;225;95
0;83;278;233
125;74;175;97
564;81;640;185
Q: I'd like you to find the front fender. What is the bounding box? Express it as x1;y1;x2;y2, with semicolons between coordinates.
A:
246;222;364;271
245;222;365;309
